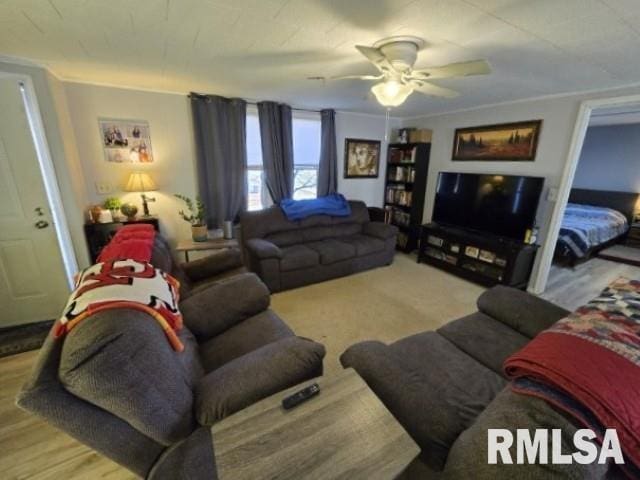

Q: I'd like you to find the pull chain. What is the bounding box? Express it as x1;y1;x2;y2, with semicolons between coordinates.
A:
384;108;391;142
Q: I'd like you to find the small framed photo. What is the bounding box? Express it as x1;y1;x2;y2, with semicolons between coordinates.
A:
344;138;381;178
99;118;154;163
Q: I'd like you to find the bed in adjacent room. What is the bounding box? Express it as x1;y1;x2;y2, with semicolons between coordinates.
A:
554;188;639;265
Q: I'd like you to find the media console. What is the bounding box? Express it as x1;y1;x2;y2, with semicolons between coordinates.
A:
417;223;539;289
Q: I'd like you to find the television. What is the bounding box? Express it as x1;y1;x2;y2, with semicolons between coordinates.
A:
432;172;544;241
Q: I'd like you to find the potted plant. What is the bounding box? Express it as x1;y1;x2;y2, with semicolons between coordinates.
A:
103;197;122;219
175;194;207;241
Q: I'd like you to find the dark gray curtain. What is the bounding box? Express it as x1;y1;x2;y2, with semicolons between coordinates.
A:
257;101;294;203
190;93;247;228
317;109;337;197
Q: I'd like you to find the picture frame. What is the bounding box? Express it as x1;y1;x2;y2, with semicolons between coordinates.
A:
452;120;542;161
344;138;381;178
98;118;154;163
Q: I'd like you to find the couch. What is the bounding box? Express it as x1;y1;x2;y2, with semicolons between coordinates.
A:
240;200;398;292
17;236;326;479
341;286;615;479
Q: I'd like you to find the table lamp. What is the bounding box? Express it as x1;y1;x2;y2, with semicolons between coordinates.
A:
125;172;156;217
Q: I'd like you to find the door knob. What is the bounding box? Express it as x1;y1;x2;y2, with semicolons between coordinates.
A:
35;220;49;229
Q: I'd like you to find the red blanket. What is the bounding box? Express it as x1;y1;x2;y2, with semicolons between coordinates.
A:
97;224;156;263
504;277;640;474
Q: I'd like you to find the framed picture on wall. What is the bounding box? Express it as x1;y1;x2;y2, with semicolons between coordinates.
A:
98;118;154;163
452;120;542;161
344;138;381;178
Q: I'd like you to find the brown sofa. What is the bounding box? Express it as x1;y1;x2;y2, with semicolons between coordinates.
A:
240;200;398;292
17;236;325;479
341;286;618;479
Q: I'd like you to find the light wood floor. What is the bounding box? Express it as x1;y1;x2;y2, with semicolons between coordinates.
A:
542;257;640;311
2;255;638;478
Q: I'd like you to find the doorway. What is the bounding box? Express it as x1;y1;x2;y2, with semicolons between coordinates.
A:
0;73;76;328
534;94;640;306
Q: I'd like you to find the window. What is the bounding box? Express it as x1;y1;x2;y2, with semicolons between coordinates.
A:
245;108;321;211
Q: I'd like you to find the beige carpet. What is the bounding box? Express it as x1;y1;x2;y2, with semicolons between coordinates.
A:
271;253;485;375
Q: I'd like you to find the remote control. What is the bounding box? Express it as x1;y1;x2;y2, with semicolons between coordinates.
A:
282;383;320;410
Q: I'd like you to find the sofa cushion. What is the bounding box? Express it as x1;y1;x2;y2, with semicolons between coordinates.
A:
340;234;385;256
199;309;294;372
444;388;610;479
264;229;304;247
477;286;570;338
59;310;203;445
305;239;356;265
300;223;362;243
279;245;320;272
437;312;530;377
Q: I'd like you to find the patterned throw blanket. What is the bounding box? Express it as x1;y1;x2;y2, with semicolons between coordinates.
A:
504;278;640;476
54;259;184;351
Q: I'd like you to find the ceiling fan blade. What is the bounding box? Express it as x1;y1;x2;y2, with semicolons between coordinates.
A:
411;59;491;79
355;45;394;74
409;80;460;98
330;74;384;81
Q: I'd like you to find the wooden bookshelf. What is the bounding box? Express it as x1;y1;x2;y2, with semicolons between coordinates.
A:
383;142;430;252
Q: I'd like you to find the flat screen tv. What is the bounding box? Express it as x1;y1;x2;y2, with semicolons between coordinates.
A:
432;172;544;241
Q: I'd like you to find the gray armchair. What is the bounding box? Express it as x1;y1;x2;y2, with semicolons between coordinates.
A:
17;237;325;479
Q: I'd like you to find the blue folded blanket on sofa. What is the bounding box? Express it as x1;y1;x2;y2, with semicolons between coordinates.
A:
280;194;351;221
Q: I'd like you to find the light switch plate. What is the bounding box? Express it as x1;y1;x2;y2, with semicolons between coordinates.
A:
547;187;558;202
95;181;113;194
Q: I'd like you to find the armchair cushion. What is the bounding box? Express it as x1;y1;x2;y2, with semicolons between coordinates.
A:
194;336;325;425
477;286;570;338
179;248;244;283
362;222;398;240
180;273;270;341
245;238;283;259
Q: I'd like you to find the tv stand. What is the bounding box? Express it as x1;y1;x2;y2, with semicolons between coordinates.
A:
417;223;538;289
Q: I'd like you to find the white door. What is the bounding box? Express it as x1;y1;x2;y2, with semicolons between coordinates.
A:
0;77;70;327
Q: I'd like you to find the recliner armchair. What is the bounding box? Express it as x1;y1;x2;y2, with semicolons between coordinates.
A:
17;237;325;479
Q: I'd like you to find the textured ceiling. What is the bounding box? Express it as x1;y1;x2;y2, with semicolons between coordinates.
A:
1;0;640;117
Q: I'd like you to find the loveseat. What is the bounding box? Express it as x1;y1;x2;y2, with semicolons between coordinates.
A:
341;286;615;479
240;200;398;292
17;236;326;479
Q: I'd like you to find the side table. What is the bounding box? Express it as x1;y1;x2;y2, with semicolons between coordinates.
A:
211;368;420;480
175;238;239;262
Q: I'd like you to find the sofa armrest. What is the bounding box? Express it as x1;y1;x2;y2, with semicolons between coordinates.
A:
477;286;570;338
147;427;218;480
179;247;243;282
180;273;270;340
195;336;325;425
363;222;398;240
245;238;283;260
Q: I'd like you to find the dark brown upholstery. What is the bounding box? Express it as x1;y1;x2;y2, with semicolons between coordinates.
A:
240;200;398;292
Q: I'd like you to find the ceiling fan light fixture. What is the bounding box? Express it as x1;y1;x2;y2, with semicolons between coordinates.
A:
371;80;412;107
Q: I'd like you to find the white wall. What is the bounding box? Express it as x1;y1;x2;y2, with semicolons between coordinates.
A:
63;82;199;247
573;124;640;193
336;111;400;207
401;84;640;291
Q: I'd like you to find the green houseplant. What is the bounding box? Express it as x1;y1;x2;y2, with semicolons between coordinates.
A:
103;197;122;219
175;194;208;241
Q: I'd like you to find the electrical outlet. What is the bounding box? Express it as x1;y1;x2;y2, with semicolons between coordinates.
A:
95;181;113;195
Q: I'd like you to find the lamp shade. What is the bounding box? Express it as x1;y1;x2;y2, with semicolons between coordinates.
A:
371;80;413;107
125;172;156;192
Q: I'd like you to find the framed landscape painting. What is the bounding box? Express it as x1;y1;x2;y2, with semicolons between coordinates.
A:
344;138;381;178
452;120;542;161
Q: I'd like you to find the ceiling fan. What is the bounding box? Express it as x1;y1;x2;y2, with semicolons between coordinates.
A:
327;36;491;107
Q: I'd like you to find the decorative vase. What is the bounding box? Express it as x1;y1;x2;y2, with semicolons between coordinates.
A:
120;203;138;220
90;205;103;223
191;224;208;242
223;221;233;239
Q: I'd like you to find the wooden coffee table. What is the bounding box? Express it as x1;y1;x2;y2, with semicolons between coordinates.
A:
211;368;420;479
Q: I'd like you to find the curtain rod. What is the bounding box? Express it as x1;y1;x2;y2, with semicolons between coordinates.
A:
188;92;321;113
